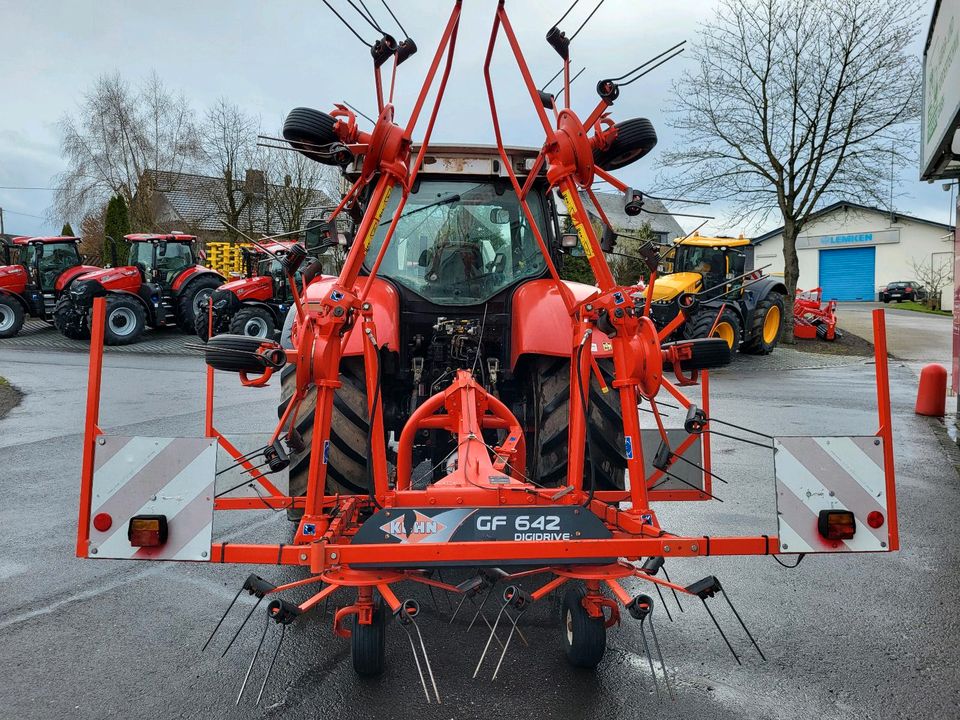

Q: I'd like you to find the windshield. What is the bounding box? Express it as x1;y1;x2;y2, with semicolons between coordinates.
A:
21;241;81;290
364;180;550;305
673;245;726;275
129;242;154;272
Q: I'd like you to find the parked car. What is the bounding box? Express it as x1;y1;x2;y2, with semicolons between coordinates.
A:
879;281;927;303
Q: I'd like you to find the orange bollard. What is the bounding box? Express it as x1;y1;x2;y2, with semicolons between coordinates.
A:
915;363;947;417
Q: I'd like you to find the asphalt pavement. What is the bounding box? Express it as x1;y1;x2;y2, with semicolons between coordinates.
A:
0;341;958;720
837;302;953;368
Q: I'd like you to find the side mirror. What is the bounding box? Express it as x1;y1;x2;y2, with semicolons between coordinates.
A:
491;252;507;273
561;233;579;249
418;249;431;267
489;208;511;225
198;249;207;262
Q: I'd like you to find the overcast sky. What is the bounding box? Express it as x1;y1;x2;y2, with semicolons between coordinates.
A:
0;0;952;238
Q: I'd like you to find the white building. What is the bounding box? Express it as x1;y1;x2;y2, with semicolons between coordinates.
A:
751;201;955;306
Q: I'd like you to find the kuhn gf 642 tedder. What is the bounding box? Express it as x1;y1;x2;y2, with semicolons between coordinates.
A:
76;1;899;705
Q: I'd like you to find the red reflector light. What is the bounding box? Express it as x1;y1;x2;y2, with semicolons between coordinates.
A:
867;511;885;529
818;509;856;540
128;515;168;547
93;512;113;532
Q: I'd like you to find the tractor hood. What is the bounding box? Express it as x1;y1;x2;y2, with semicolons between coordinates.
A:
644;272;702;301
219;275;273;302
0;264;28;292
76;266;142;292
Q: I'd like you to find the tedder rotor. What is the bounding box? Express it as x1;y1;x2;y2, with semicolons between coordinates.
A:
75;0;899;706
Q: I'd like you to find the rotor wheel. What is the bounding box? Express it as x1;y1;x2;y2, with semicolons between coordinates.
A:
351;600;387;677
525;356;626;490
683;307;742;355
593;118;658;171
742;291;785;355
102;295;146;346
0;295;25;338
177;275;223;333
283;108;344;165
53;295;90;340
229;306;276;340
560;584;606;668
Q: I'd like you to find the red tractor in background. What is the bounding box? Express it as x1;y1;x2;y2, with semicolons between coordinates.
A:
0;235;101;339
194;240;301;341
59;233;224;345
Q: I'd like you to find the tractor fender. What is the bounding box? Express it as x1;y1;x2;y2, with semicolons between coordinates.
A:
172;266;225;294
55;265;101;292
238;300;286;325
0;288;30;314
744;276;788;316
298;275;400;355
510;279;615;369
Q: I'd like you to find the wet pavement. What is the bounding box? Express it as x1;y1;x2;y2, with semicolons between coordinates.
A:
0;343;958;719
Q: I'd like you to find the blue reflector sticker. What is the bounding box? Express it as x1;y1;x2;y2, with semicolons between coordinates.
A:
625;436;634;460
303;523;316;536
613;291;625;305
323;440;330;465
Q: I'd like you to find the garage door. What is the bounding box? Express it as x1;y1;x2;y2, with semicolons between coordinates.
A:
818;247;876;301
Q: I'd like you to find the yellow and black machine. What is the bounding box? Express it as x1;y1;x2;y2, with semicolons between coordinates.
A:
647;232;787;355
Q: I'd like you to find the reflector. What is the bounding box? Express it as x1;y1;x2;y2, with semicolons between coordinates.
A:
817;510;856;541
128;515;169;547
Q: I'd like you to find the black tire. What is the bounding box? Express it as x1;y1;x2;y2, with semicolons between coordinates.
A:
204;334;285;373
560;585;606;668
882;297;889;303
593;118;657;171
283;108;342;165
177;274;222;333
662;337;732;371
683;307;742;355
741;291;785;355
103;295;146;345
525;356;625;490
280;357;375;516
230;306;276;339
0;295;25;338
815;322;840;341
53;295;90;340
352;601;387;676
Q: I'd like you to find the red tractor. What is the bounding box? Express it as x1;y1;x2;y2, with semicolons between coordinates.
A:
59;233;224;345
194;240;301;341
0;235;101;339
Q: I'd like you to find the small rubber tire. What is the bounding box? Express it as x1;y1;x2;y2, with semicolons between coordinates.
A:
593;118;658;171
0;295;25;338
283;108;341;165
230;306;276;339
103;295;146;346
662;337;732;370
53;295;90;340
683;307;742;355
741;291;785;355
177;274;223;333
560;585;606;668
352;601;387;677
205;334;283;373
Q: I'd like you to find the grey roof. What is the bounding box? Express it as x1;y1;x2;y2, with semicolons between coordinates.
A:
139;169;333;233
579;191;685;238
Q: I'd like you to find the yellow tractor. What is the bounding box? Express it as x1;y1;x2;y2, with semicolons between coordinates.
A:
647;232;787;355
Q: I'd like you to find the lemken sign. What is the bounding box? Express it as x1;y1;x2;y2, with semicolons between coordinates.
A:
796;229;900;250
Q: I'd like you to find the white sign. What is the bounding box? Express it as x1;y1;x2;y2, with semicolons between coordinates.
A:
922;0;960;178
796;229;900;249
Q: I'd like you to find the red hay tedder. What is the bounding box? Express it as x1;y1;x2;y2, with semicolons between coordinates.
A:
794;287;841;341
75;1;898;705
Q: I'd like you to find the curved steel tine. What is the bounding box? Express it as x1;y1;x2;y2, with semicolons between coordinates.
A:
255;624;285;706
647;614;674;701
222;596;264;658
491;609;523;681
236;615;269;705
400;621;431;702
410;616;441;703
639;619;661;702
653;583;673;622
661;566;684;613
436;570;454;611
720;586;765;661
202;585;244;651
702;598;741;664
467;584;495;632
450;592;470;624
473;598;510;679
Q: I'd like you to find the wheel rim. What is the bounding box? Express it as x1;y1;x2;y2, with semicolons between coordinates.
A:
565;609;574;644
193;289;213;315
762;305;781;344
0;304;14;332
108;307;137;336
243;316;269;338
713;321;735;348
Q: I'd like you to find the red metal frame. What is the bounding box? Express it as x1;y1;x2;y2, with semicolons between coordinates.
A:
75;1;900;650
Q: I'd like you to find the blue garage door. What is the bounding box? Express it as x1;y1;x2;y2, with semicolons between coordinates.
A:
818;247;876;301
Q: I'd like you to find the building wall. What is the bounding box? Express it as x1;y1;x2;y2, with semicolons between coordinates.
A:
752;205;955;306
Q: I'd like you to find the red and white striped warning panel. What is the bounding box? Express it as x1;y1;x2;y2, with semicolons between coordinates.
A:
88;436;217;561
774;436;889;554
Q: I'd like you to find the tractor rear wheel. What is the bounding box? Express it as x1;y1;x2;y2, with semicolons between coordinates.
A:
560;585;606;668
683;307;742;355
742;291;785;355
53;295;90;340
525;356;625;490
230;306;276;339
177;275;223;333
593;118;658;171
0;296;24;338
352;600;387;676
103;295;146;345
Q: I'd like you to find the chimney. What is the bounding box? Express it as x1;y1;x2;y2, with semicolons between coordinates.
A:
244;169;266;197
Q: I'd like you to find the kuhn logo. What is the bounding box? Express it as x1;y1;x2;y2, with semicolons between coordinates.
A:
380;511;445;543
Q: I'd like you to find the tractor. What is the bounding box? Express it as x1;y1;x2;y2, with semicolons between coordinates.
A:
646;232;788;355
194;240;301;341
0;235;101;339
59;233;224;345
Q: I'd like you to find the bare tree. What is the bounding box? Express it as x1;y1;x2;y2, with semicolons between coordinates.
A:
909;255;953;311
264;136;340;236
53;72;199;228
658;0;922;339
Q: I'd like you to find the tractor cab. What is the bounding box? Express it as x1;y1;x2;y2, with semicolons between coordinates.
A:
126;233;201;288
16;236;85;293
242;242;300;304
653;233;750;302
